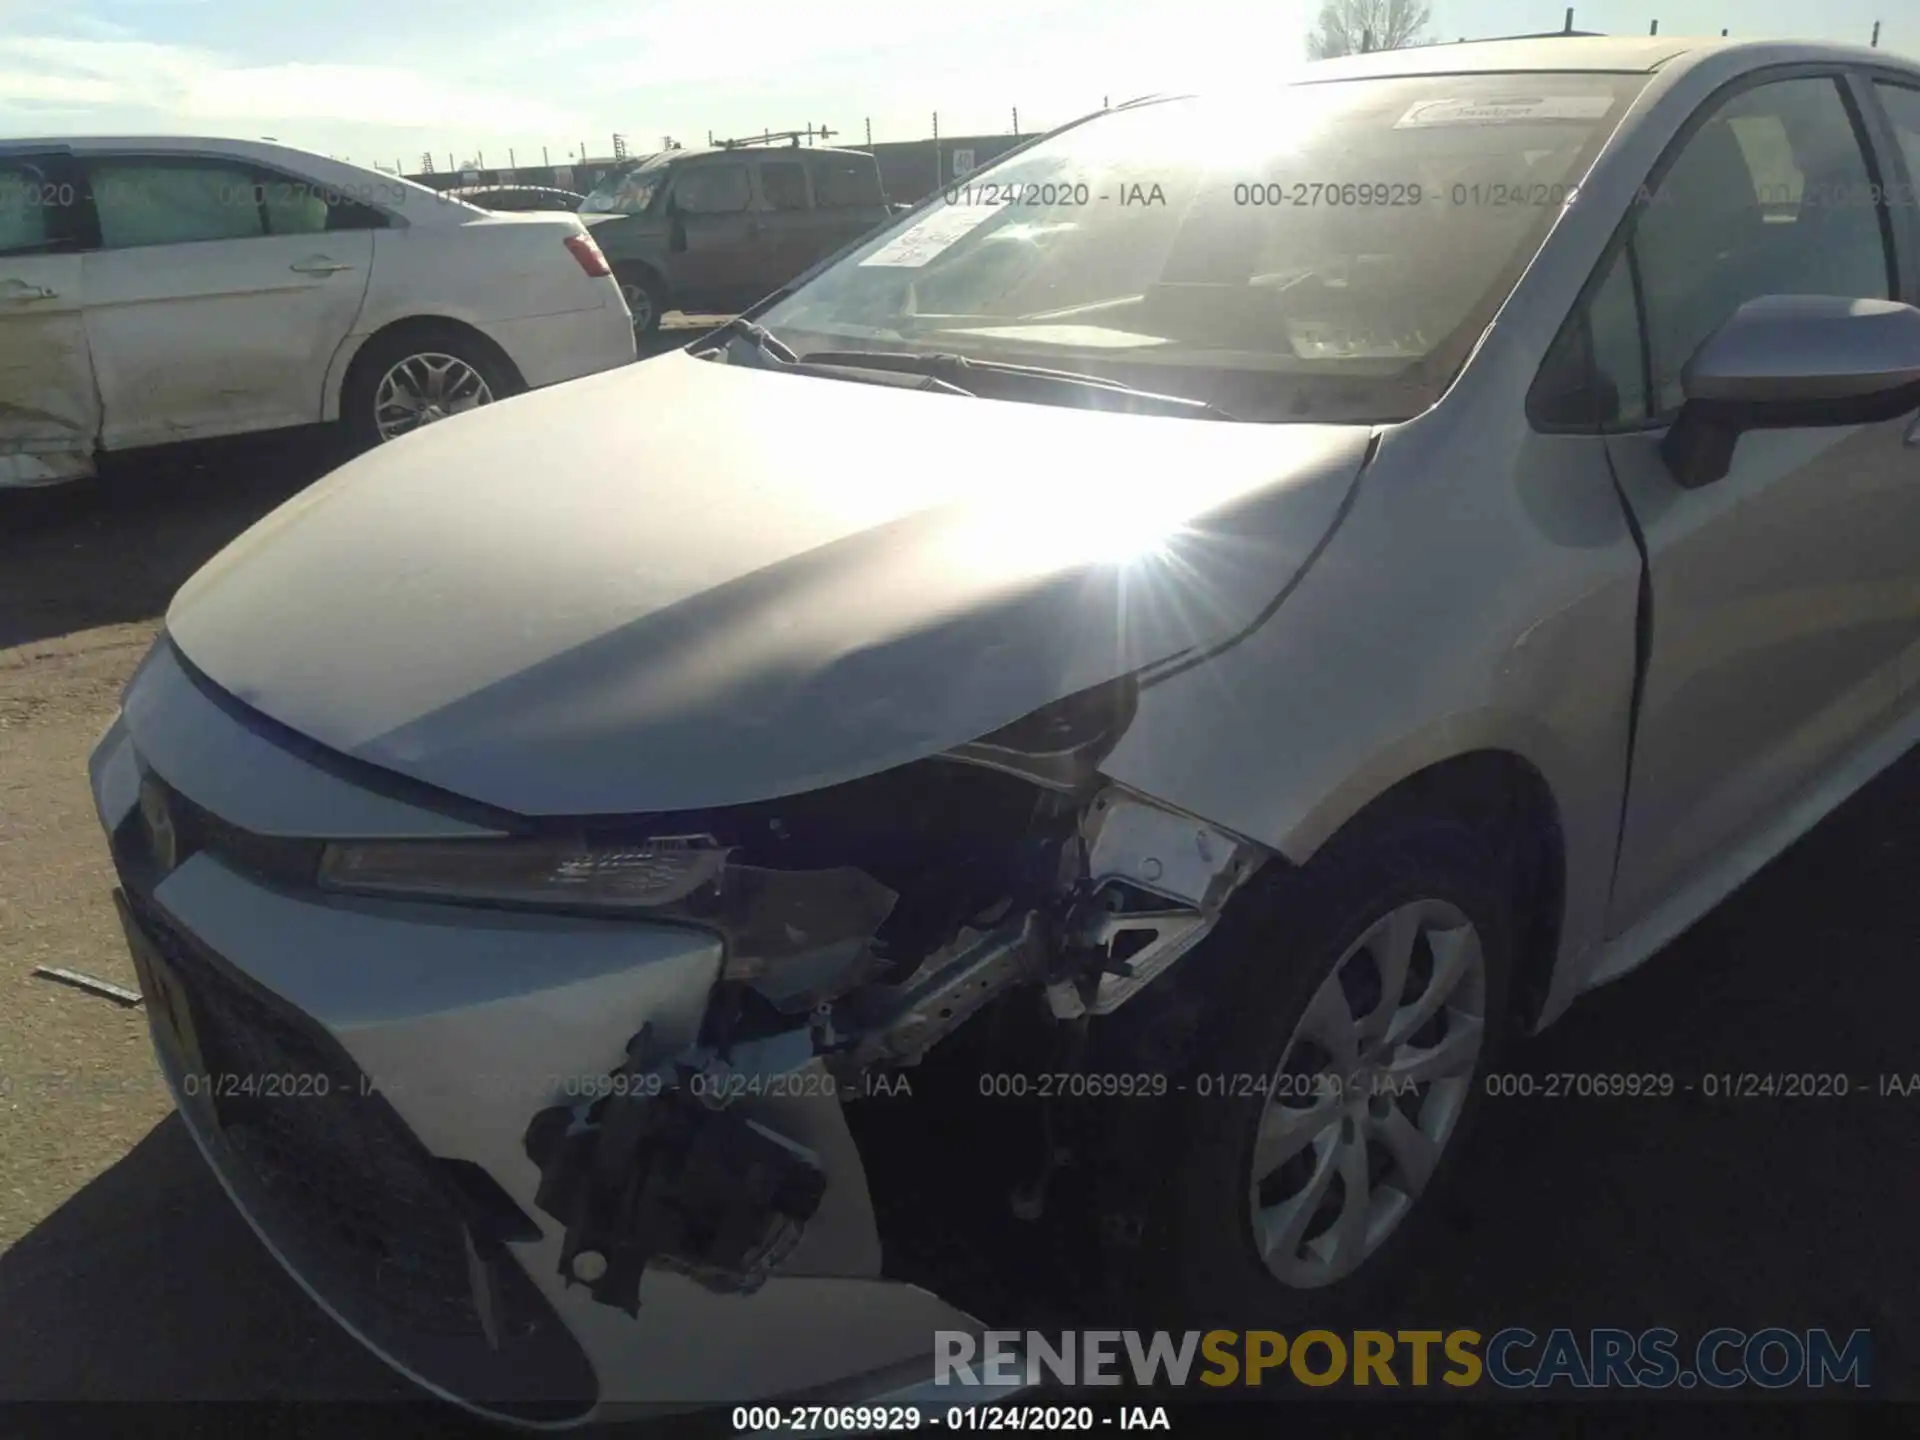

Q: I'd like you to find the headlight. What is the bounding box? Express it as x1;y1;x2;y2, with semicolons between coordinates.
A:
318;835;728;910
318;834;898;1012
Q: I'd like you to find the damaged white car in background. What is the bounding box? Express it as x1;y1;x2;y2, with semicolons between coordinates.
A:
86;33;1920;1427
0;136;632;485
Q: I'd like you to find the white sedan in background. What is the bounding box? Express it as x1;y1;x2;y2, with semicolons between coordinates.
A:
0;137;635;487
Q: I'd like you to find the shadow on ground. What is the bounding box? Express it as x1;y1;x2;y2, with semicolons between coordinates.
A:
0;1116;418;1404
0;433;345;651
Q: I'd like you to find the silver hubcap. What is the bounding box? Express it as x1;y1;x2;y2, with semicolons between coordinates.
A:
373;353;493;441
1249;898;1486;1289
622;281;654;329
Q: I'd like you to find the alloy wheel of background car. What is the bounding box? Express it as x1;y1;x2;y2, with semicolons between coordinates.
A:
373;353;496;442
1249;897;1487;1290
340;325;522;453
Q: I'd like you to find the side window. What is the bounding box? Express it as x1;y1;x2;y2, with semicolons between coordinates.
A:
262;184;329;236
1590;248;1648;423
672;164;750;214
1531;245;1648;429
88;158;267;249
1874;82;1920;214
812;158;883;208
0;157;83;257
254;175;389;235
758;161;809;211
1633;77;1891;416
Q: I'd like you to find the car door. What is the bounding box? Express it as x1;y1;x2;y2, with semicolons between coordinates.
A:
752;156;826;289
1593;70;1920;933
808;153;893;254
0;151;100;484
77;153;378;449
660;160;759;310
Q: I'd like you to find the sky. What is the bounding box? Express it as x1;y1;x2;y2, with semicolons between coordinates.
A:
0;0;1906;173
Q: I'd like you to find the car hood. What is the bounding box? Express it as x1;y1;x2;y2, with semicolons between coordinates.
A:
166;351;1372;818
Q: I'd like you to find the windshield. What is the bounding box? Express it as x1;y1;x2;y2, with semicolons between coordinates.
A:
757;76;1647;423
581;163;669;215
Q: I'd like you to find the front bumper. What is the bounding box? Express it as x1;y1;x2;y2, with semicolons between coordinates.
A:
89;644;1005;1425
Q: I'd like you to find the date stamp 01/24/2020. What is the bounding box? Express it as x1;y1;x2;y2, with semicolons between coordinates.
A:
731;1403;1173;1433
971;1069;1920;1102
8;1065;1919;1108
0;1065;916;1106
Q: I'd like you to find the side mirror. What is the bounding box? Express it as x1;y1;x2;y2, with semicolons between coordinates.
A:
1662;295;1920;488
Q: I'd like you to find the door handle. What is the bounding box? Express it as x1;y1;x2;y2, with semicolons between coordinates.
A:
289;258;355;275
0;279;57;301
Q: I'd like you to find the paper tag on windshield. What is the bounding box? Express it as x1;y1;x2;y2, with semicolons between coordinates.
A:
859;200;1003;267
1394;95;1614;128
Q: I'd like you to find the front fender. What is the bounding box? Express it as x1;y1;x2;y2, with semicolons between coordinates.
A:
1099;401;1644;1021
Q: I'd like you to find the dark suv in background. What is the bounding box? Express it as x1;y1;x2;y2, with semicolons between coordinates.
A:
579;145;896;332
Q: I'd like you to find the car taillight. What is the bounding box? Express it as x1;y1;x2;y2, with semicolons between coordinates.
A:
563;233;611;277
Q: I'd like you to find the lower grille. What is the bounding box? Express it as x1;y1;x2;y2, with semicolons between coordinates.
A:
122;885;598;1420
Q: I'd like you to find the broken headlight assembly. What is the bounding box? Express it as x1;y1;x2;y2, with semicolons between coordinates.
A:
315;673;1141;985
317;834;731;910
322;676;1272;1316
318;835;900;1013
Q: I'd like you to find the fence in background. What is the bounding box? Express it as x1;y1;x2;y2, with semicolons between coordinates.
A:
396;129;1036;206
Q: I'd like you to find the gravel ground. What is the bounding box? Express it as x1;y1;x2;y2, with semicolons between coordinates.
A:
2;334;1917;1412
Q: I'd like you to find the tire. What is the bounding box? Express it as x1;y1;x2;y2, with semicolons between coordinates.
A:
617;267;665;335
1090;816;1515;1329
340;325;521;453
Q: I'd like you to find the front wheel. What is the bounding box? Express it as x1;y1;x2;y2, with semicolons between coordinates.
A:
341;326;520;451
1096;818;1515;1326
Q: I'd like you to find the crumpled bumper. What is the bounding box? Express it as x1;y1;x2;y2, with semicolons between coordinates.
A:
87;644;1006;1426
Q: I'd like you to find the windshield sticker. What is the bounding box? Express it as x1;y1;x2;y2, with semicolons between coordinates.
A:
1288;320;1430;360
941;324;1170;348
1394;95;1614;129
859;200;1006;267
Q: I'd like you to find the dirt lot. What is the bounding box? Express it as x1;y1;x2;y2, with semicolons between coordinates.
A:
3;330;1918;1411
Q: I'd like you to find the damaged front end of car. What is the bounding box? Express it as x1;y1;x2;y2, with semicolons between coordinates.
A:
316;672;1269;1317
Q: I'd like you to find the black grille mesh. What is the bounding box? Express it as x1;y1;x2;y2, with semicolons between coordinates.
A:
119;885;597;1418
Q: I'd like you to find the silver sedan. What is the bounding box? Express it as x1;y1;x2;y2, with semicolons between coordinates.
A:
88;32;1920;1425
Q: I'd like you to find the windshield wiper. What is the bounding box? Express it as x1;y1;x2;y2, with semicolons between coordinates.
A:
795;349;1237;420
695;322;974;397
695;317;801;364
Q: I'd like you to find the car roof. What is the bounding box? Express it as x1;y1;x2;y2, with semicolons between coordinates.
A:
630;144;873;167
0;134;356;165
0;134;448;194
1298;35;1694;77
1292;33;1905;80
0;135;486;223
